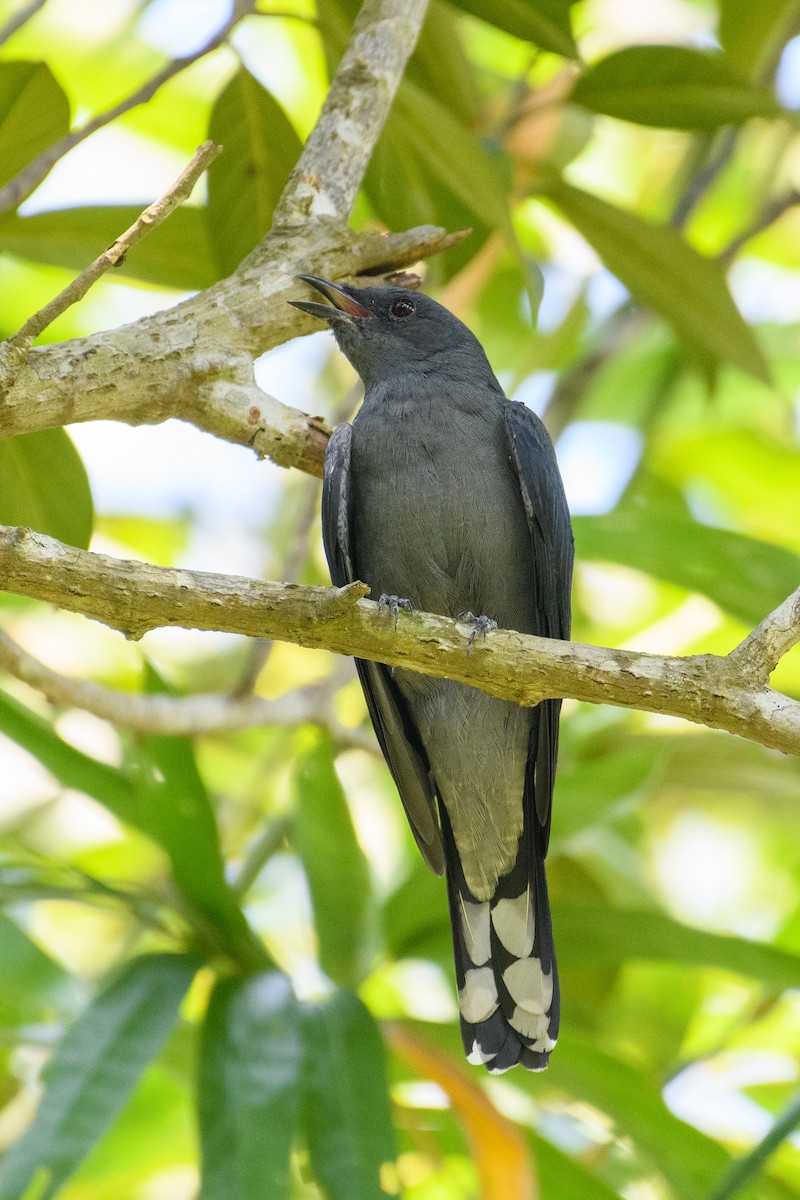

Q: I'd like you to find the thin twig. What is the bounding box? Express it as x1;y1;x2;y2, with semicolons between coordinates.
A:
0;0;47;46
670;126;739;230
0;627;374;749
233;814;294;897
0;141;221;356
0;1;253;218
719;189;800;266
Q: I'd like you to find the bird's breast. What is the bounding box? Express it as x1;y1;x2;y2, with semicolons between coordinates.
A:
349;391;534;632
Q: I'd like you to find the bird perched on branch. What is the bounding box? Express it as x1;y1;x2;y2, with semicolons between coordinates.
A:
290;276;573;1073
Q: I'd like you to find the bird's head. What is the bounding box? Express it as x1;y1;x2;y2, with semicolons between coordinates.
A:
289;276;491;389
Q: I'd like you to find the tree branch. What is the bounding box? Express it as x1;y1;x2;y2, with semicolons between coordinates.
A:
0;0;454;480
272;0;429;225
0;627;374;749
0;0;254;218
727;588;800;683
0;0;48;47
1;526;798;757
0;141;221;358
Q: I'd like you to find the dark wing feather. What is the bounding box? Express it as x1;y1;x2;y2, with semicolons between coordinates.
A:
502;401;574;852
322;424;444;874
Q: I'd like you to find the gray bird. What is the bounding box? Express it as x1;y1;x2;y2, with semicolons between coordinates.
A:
290;276;573;1072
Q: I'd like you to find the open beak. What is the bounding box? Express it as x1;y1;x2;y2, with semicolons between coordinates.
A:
289;275;373;322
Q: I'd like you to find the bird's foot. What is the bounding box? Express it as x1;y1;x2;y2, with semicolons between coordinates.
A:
379;593;413;629
456;612;498;652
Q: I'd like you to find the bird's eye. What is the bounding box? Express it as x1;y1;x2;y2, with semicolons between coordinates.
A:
389;297;416;319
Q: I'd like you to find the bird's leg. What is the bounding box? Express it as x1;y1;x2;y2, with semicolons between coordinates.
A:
456;611;498;652
379;593;413;629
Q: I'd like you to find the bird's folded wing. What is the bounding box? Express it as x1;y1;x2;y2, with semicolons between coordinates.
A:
322;423;444;874
502;401;574;849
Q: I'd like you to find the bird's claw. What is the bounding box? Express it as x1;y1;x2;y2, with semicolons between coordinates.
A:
379;593;413;629
456;611;498;652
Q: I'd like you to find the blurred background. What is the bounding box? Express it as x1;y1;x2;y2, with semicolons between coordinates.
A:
1;0;800;1197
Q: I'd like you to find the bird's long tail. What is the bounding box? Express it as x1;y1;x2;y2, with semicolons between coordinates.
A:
442;805;559;1073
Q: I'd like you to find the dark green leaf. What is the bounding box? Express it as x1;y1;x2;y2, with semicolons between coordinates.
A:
208;67;302;276
0;428;93;549
448;0;577;58
198;972;302;1200
556;903;800;991
541;178;768;380
0;915;73;1025
0;954;196;1200
719;0;800;79
0;206;218;291
393;80;513;236
364;103;490;283
573;507;800;625
295;735;375;987
572;46;779;129
301;992;395;1200
409;0;479;124
0;62;70;192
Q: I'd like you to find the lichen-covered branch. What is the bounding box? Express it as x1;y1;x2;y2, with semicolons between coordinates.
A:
0;0;446;479
1;526;798;758
272;0;429;225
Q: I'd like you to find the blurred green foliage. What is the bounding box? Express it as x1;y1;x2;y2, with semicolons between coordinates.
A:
0;0;799;1198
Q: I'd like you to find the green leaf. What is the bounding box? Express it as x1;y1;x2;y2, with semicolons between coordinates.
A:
0;915;72;1025
710;1088;800;1200
540;178;768;380
554;743;663;842
294;735;375;987
0;953;197;1200
0;690;139;822
573;507;800;626
546;1036;731;1199
198;972;302;1200
719;0;800;79
556;904;800;991
0;62;70;193
0;428;93;549
533;1133;625;1200
208;67;302;276
137;668;265;969
301;992;395;1200
448;0;577;58
383;858;451;965
409;0;479;124
0;683;262;968
393;80;514;236
0;206;218;291
571;46;780;129
364;103;490;283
